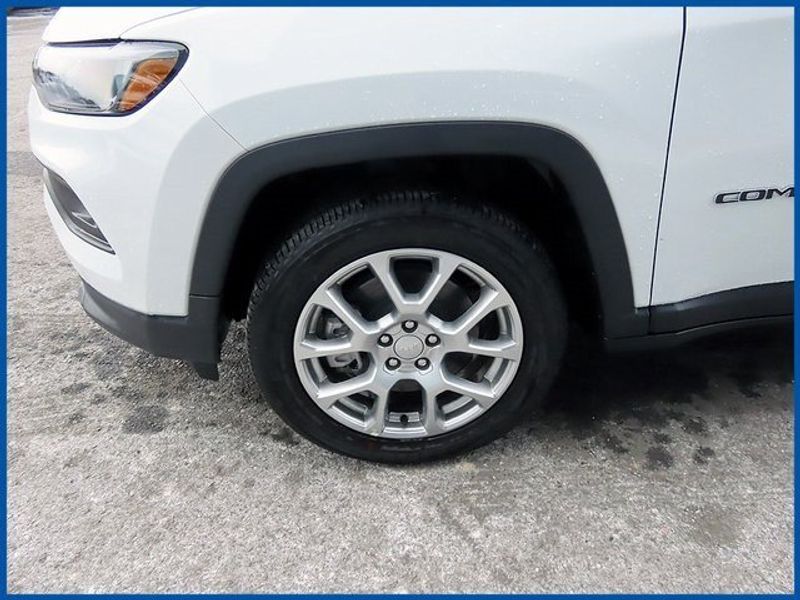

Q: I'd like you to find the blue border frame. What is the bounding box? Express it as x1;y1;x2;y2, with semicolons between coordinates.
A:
2;2;796;597
3;2;799;8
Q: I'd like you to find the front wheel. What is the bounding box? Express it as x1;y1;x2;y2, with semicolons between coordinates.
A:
247;191;567;462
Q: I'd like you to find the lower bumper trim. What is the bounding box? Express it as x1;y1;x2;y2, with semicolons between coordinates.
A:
79;281;225;373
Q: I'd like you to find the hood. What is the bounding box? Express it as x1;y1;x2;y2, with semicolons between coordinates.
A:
43;8;196;43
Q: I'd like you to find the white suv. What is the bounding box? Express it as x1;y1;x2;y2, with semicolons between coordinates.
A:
28;8;794;461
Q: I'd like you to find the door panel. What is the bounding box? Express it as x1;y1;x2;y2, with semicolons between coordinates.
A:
651;7;794;306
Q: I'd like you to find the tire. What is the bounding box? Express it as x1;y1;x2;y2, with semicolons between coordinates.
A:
247;190;567;462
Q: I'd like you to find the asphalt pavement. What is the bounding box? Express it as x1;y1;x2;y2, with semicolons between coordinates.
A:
6;14;794;593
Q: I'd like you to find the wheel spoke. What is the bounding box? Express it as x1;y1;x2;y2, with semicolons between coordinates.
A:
422;388;445;435
441;371;496;408
443;287;507;336
296;337;361;361
365;388;390;435
315;365;377;408
462;336;522;361
367;253;413;313
310;286;374;336
418;254;462;310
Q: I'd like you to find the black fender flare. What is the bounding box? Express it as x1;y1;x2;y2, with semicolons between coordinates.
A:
190;121;647;339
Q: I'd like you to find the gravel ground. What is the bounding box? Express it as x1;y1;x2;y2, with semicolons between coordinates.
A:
6;14;795;594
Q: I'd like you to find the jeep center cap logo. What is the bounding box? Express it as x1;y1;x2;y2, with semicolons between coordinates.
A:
394;335;424;359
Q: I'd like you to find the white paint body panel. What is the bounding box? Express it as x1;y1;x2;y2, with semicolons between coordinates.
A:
652;8;794;305
28;7;793;319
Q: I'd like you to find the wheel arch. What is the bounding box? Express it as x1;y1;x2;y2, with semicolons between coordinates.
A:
192;121;647;340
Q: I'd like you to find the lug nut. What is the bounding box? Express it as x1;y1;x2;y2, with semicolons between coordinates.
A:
415;357;430;369
426;334;440;346
402;320;417;332
386;357;401;370
378;334;393;347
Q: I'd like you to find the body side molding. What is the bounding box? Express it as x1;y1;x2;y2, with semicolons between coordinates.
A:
649;281;793;333
606;282;793;352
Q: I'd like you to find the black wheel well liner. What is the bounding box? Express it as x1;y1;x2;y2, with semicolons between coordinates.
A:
191;121;648;340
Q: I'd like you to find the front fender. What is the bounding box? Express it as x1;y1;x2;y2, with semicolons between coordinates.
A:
190;121;647;339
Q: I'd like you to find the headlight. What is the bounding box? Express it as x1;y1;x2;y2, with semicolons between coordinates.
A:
32;41;188;116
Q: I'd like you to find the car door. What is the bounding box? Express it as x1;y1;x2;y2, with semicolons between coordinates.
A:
651;7;793;307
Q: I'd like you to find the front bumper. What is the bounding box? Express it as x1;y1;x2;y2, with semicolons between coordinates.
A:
29;63;244;375
29;81;242;316
79;280;224;378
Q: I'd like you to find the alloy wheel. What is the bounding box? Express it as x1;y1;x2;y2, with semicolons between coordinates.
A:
292;248;524;439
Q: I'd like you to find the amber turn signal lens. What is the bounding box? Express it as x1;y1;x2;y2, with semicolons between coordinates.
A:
117;57;179;112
